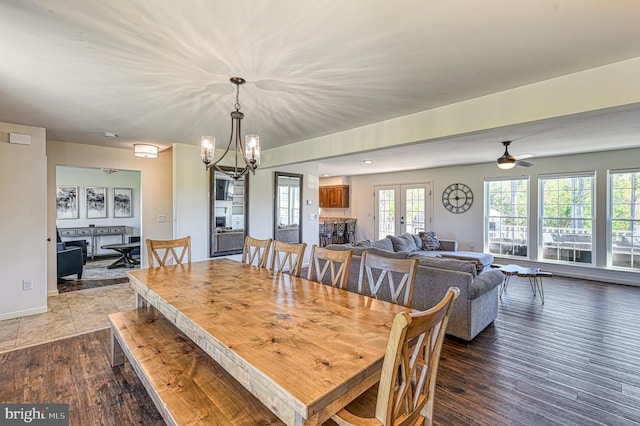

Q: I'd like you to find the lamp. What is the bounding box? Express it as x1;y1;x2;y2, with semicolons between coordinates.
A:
134;144;158;158
201;77;261;180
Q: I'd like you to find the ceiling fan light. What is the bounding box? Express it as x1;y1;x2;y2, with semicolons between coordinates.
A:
497;157;516;169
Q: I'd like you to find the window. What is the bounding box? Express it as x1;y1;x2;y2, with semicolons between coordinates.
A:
485;178;529;257
540;173;594;264
609;170;640;270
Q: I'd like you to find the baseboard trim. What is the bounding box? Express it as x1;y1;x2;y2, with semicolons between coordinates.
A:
0;306;48;321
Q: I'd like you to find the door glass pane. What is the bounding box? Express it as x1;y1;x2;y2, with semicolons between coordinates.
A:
378;189;395;239
404;188;426;234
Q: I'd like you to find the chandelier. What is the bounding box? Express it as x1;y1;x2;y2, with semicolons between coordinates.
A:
201;77;261;179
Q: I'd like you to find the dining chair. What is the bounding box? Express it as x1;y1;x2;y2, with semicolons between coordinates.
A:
334;220;347;244
307;245;353;289
346;220;357;244
146;236;191;267
241;236;273;268
269;240;307;277
319;222;327;247
357;251;419;307
330;287;460;426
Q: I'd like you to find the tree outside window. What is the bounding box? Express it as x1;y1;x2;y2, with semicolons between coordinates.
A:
540;174;594;264
485;178;529;257
610;170;640;269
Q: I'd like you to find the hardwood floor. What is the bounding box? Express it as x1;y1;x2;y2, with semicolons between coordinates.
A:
435;275;640;426
0;275;638;425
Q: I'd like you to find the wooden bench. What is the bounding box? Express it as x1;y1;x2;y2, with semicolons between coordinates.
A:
108;307;284;425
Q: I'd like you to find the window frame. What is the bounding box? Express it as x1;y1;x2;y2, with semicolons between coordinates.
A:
538;171;595;265
484;176;530;258
608;168;640;270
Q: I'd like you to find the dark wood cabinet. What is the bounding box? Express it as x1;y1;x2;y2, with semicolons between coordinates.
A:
319;185;349;208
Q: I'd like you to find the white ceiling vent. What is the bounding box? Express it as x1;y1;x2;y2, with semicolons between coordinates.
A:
9;133;31;145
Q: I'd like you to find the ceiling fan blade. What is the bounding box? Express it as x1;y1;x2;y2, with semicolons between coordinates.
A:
516;153;535;160
516;159;534;167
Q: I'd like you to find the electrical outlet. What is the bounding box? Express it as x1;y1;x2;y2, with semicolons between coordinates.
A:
470;244;476;251
22;280;33;290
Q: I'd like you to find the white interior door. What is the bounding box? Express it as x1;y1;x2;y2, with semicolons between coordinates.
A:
375;183;431;239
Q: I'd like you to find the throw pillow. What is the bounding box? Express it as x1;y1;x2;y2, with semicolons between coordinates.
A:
387;233;418;252
419;231;440;251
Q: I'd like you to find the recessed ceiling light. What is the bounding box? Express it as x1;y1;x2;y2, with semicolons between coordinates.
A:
322;174;330;177
363;159;373;164
103;132;118;138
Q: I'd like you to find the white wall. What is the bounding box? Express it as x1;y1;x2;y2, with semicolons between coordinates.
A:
173;143;210;261
56;166;141;255
0;123;48;320
348;147;640;286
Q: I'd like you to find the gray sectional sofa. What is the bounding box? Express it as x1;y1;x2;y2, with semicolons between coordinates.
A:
325;233;504;341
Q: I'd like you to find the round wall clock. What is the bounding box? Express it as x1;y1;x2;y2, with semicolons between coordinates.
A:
442;183;473;213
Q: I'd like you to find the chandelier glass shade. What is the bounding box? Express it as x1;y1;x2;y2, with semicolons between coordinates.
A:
201;77;261;179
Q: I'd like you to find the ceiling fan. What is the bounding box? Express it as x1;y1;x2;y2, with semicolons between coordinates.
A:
496;141;534;169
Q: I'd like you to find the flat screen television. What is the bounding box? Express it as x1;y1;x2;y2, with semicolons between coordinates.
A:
215;179;234;201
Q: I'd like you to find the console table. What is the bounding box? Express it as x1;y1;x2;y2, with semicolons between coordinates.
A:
58;226;125;260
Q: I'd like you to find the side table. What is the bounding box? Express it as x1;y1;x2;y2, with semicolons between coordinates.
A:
496;264;552;304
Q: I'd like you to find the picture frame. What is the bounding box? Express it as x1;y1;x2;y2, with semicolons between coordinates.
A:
86;186;107;218
56;186;79;219
113;187;133;218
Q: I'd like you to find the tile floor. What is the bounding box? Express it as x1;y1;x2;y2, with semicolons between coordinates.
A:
0;283;135;354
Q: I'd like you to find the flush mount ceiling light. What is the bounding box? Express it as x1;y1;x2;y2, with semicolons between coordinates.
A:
103;132;118;138
133;144;158;158
201;77;261;180
363;159;373;164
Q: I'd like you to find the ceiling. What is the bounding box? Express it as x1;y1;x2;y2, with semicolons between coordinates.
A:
2;1;640;176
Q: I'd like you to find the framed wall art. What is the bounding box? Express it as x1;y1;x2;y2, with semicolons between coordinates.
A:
113;187;132;218
86;186;107;218
56;186;78;219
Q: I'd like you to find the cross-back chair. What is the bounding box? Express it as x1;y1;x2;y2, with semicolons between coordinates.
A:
358;251;419;307
269;240;307;277
307;245;352;289
241;236;273;268
146;236;191;267
330;287;460;426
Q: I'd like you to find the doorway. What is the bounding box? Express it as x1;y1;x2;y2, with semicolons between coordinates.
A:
374;183;432;239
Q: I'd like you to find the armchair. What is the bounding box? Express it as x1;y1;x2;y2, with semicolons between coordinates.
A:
56;227;88;264
57;246;83;279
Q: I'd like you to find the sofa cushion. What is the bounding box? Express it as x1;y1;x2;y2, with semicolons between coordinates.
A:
411;255;477;277
366;248;410;259
418;231;440;250
369;238;394;251
439;251;494;273
324;244;366;257
387;233;418;252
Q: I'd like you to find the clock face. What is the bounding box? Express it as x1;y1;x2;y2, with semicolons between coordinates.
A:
442;183;473;213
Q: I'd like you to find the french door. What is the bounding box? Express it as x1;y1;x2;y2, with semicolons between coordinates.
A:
375;183;431;239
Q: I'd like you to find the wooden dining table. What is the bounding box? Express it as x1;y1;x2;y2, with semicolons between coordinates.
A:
127;258;411;425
